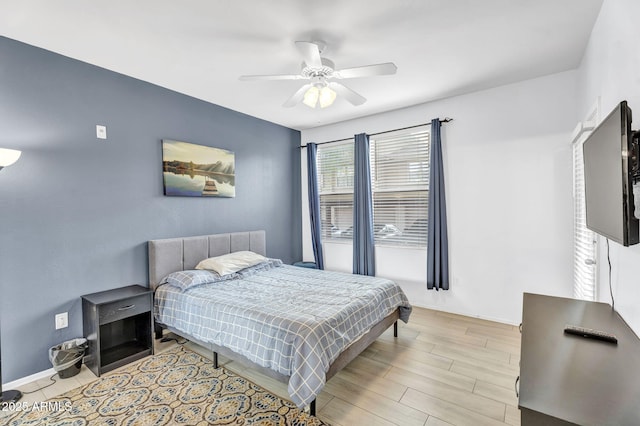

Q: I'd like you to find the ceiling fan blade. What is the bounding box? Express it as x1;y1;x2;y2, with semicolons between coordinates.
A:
328;82;367;106
283;84;313;107
295;41;323;68
333;62;397;79
239;74;306;81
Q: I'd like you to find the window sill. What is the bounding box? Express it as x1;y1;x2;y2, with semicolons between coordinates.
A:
323;240;427;250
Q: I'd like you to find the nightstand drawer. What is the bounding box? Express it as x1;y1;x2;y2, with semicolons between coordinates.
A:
99;294;151;324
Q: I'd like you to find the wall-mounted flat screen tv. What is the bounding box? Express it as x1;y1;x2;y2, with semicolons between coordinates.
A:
583;100;639;246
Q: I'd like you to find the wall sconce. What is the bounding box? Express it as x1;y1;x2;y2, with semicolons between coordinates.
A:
0;148;21;171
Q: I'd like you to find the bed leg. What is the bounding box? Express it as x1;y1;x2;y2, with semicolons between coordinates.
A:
154;323;163;340
394;321;398;337
213;351;219;369
309;399;316;416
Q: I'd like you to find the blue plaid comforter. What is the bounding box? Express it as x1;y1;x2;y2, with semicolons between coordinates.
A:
154;263;412;407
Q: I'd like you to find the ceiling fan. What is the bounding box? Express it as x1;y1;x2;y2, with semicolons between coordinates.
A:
239;41;397;109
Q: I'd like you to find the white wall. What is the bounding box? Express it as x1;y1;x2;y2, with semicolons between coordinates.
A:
301;71;578;324
577;0;640;335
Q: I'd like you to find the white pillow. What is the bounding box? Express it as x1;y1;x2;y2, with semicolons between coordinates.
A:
195;251;267;276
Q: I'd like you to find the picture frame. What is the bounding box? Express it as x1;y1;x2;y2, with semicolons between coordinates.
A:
162;139;235;198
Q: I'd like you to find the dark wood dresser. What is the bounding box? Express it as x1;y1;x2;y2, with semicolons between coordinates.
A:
519;293;640;425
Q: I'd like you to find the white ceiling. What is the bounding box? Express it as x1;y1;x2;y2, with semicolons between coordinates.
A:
1;0;603;130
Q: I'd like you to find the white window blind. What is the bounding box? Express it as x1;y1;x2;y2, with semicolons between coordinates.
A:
317;141;354;241
315;126;431;247
370;127;430;246
572;114;598;301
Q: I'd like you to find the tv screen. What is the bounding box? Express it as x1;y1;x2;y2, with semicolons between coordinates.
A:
583;101;639;246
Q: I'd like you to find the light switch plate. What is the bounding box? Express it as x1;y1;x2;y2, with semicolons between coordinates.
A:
96;125;107;139
55;312;68;329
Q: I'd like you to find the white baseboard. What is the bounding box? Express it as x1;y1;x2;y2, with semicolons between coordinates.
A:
411;302;520;326
3;367;56;390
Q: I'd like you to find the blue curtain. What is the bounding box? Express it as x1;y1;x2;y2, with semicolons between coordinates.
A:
306;143;324;270
427;119;449;290
353;133;375;276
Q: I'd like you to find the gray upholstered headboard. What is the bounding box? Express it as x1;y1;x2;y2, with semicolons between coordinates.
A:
148;230;266;289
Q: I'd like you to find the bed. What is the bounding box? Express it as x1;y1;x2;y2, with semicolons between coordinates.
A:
148;230;412;413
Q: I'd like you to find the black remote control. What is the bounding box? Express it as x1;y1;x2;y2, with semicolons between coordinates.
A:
564;324;618;344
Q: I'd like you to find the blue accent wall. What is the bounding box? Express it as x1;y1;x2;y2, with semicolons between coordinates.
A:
0;36;302;382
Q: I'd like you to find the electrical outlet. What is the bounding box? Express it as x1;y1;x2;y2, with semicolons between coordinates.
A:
55;312;68;330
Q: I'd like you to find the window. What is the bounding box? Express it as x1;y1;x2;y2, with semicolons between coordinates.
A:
316;126;430;247
317;141;354;241
370;127;430;246
572;105;598;301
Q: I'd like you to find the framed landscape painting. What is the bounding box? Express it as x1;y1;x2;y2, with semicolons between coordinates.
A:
162;140;235;197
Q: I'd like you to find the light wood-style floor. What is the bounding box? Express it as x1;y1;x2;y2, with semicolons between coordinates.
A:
7;307;521;426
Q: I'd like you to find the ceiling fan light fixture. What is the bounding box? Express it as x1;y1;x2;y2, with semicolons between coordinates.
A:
319;86;337;108
240;41;395;108
303;85;320;108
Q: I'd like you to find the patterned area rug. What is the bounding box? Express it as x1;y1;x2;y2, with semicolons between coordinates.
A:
5;346;330;425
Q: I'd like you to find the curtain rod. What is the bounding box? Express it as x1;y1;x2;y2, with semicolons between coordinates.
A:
300;117;453;147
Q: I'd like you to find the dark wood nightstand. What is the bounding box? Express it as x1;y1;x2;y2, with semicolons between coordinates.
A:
82;285;154;377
